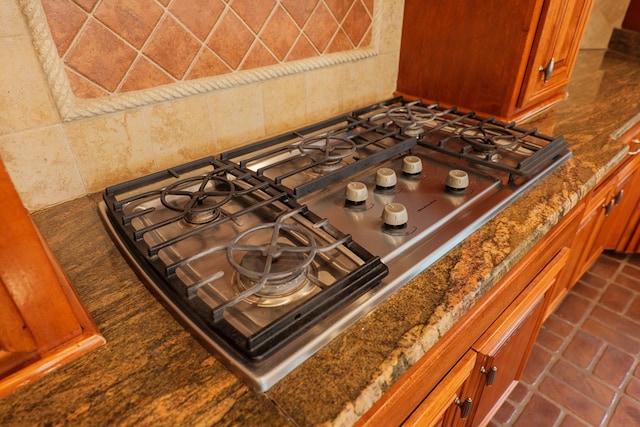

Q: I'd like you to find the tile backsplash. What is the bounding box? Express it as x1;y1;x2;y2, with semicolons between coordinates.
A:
0;0;403;211
42;0;374;98
2;0;620;212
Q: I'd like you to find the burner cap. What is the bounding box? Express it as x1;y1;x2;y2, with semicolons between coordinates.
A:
459;124;520;154
386;104;437;136
161;173;234;224
299;133;356;170
227;222;320;306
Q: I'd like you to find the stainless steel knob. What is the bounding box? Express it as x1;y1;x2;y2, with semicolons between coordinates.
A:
345;181;368;204
382;203;408;227
376;168;397;189
402;155;423;175
446;169;469;191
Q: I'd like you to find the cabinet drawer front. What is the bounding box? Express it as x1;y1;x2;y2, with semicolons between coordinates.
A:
404;351;476;427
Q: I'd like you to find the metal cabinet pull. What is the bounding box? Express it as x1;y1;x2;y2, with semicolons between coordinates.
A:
539;57;555;83
614;190;624;205
454;396;473;419
480;365;498;386
603;199;615;216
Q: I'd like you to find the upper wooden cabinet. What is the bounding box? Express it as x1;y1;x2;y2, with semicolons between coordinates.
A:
396;0;595;121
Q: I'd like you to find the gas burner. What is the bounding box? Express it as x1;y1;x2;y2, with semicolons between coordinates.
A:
459;124;521;155
225;210;349;310
233;246;318;307
298;133;357;171
386;103;437;136
161;173;235;224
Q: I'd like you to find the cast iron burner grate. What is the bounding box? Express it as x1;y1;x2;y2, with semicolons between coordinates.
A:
101;156;387;359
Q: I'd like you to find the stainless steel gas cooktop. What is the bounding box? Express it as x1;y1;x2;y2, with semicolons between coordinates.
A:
99;97;571;391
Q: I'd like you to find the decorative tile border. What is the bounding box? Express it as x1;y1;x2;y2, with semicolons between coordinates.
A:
20;0;381;121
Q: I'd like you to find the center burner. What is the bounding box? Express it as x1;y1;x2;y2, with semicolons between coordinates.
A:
298;132;357;171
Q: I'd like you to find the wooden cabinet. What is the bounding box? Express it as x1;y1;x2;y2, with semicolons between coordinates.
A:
404;351;476;427
396;0;595;122
0;160;104;398
604;128;640;253
567;142;640;286
359;191;580;426
518;0;595;110
467;248;569;425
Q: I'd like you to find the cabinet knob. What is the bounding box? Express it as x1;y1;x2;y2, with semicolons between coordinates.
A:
539;57;555;83
480;365;498;386
454;396;473;419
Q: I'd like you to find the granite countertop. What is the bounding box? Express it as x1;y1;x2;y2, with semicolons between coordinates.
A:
2;50;639;426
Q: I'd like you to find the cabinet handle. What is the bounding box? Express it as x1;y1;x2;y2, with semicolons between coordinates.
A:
629;149;640;155
603;199;615;216
614;190;624;205
539;57;555;83
454;396;473;419
480;365;498;386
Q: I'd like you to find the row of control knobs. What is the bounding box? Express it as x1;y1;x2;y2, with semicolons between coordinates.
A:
345;155;470;229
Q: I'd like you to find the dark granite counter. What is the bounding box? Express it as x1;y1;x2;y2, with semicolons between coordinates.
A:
1;50;639;426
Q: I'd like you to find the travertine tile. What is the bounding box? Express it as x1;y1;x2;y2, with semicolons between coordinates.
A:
261;74;307;135
145;96;216;168
344;53;397;108
375;0;405;53
0;0;29;38
305;65;346;120
0;36;59;135
63;109;156;192
207;83;266;152
0;125;85;211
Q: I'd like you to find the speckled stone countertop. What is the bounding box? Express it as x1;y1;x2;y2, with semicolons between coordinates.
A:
1;50;639;426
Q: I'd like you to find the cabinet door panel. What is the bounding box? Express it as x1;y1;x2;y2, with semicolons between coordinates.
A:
404;351;476;427
470;248;569;425
519;0;595;109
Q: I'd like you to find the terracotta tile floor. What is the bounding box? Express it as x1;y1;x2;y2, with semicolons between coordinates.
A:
490;252;640;427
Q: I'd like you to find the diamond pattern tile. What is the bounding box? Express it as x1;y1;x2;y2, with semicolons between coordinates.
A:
207;10;254;69
41;0;87;56
282;0;318;27
231;0;276;33
120;57;173;93
170;0;224;41
66;18;137;91
143;15;201;79
72;0;97;12
94;0;163;49
260;5;299;61
305;3;339;52
39;0;374;99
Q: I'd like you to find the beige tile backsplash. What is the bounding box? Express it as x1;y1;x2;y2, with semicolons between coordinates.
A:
0;0;624;211
0;0;403;211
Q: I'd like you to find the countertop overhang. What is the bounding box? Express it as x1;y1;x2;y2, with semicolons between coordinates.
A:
1;50;640;427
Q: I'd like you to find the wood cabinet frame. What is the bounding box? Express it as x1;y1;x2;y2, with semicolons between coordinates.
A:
0;161;104;398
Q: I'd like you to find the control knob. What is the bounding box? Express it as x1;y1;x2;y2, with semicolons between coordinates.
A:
402;155;423;176
446;169;469;193
382;203;408;229
376;168;397;191
345;181;368;206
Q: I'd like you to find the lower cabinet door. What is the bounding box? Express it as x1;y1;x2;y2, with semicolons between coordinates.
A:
468;248;569;425
404;351;477;427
